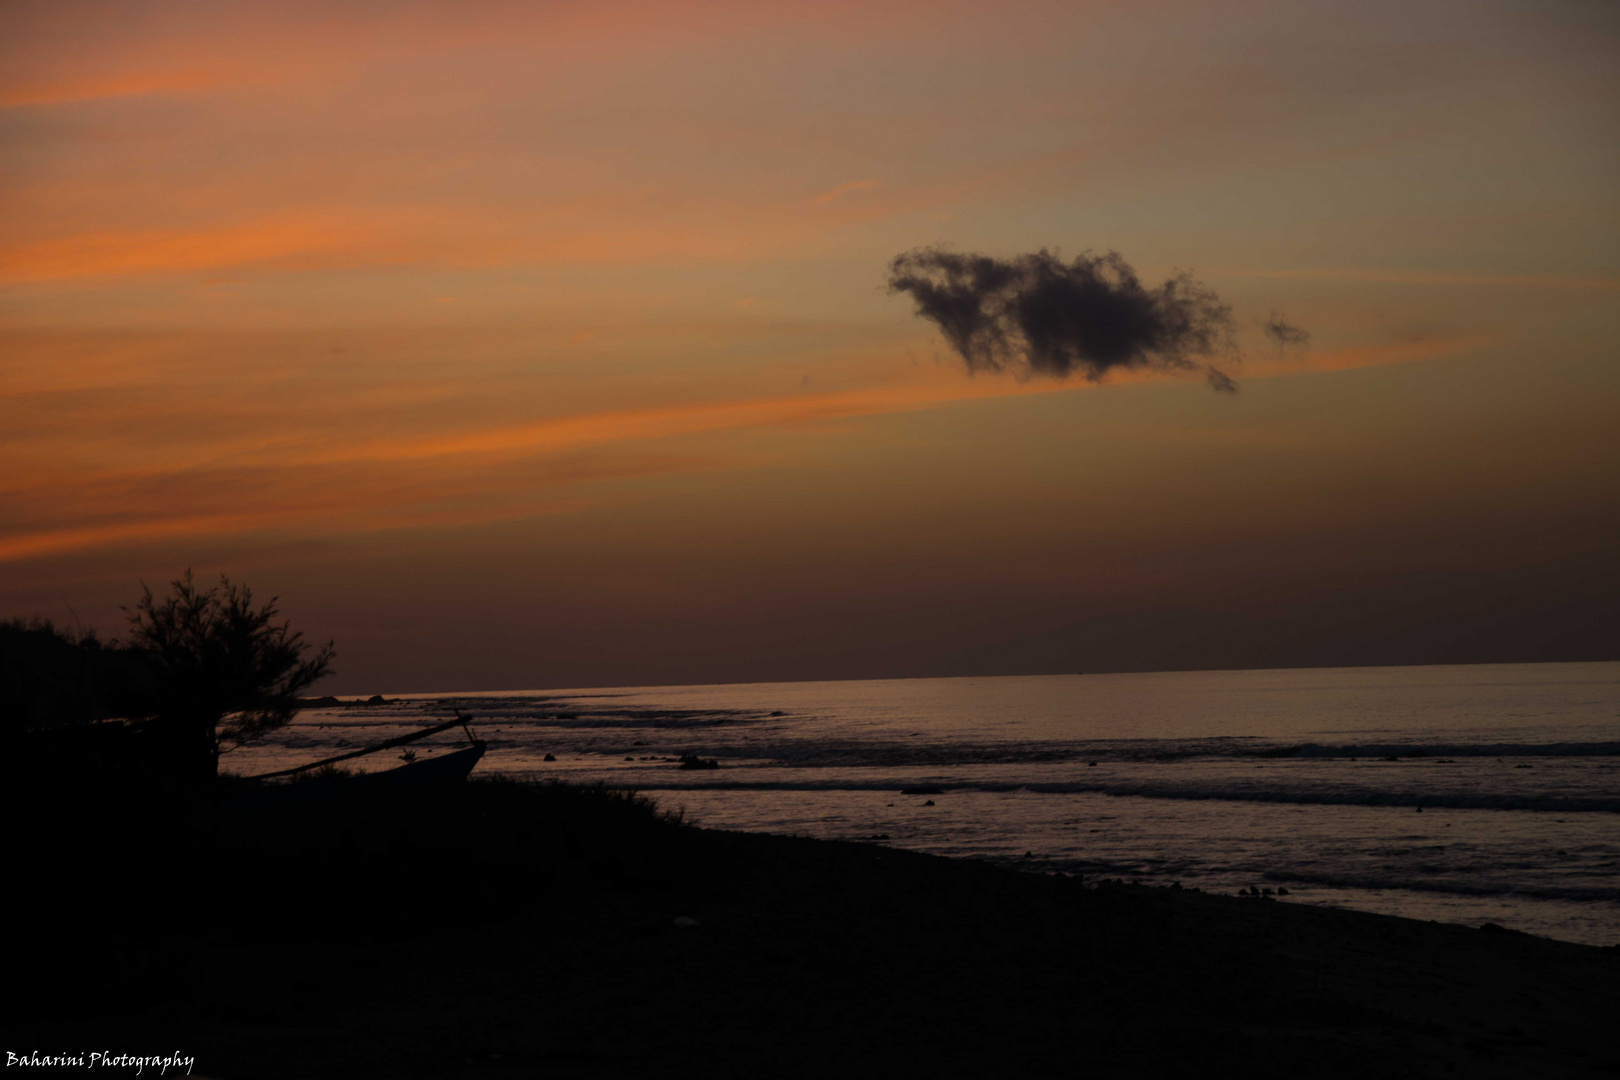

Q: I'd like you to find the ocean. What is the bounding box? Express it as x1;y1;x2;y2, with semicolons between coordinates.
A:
233;661;1620;946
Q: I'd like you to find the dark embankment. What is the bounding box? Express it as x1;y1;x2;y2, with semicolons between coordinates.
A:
7;776;1617;1078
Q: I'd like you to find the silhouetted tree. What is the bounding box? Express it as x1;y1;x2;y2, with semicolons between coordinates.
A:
126;571;335;782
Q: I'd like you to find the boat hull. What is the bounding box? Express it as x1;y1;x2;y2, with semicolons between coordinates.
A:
353;741;486;786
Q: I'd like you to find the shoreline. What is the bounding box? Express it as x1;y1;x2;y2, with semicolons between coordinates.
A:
10;777;1618;1077
239;665;1620;951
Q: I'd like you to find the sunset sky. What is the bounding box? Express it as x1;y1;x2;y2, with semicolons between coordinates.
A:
3;0;1616;692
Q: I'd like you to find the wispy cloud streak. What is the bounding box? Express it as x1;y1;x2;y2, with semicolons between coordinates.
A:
0;335;1478;563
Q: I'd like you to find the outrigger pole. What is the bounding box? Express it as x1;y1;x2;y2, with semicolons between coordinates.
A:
245;711;480;781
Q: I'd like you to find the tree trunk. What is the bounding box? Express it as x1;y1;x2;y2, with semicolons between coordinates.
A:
146;709;220;785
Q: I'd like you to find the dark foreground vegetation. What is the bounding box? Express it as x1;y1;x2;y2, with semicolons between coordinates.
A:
7;775;1617;1079
2;572;333;786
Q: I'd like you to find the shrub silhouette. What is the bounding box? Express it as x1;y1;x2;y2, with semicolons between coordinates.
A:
125;570;335;782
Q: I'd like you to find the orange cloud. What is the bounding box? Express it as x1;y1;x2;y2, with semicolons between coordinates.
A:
0;0;1034;170
0;333;1471;564
229;363;1077;473
0;71;221;109
1244;334;1487;378
0;512;273;563
0;188;956;281
0;445;728;564
812;179;880;205
0;218;381;282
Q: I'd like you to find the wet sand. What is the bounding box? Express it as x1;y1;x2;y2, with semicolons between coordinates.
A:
9;778;1617;1077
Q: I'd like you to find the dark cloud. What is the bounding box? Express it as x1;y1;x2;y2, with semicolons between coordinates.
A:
1263;312;1311;353
887;247;1241;392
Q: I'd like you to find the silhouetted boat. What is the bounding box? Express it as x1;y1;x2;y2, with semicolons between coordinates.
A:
343;739;486;787
244;713;486;788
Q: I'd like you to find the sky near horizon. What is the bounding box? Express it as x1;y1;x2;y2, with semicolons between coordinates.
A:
2;0;1617;692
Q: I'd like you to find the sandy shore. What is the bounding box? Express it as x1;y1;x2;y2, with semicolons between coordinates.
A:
8;778;1617;1077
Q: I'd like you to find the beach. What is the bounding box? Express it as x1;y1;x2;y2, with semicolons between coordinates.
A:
9;776;1617;1078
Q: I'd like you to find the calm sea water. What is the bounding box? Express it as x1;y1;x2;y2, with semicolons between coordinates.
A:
233;662;1620;946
